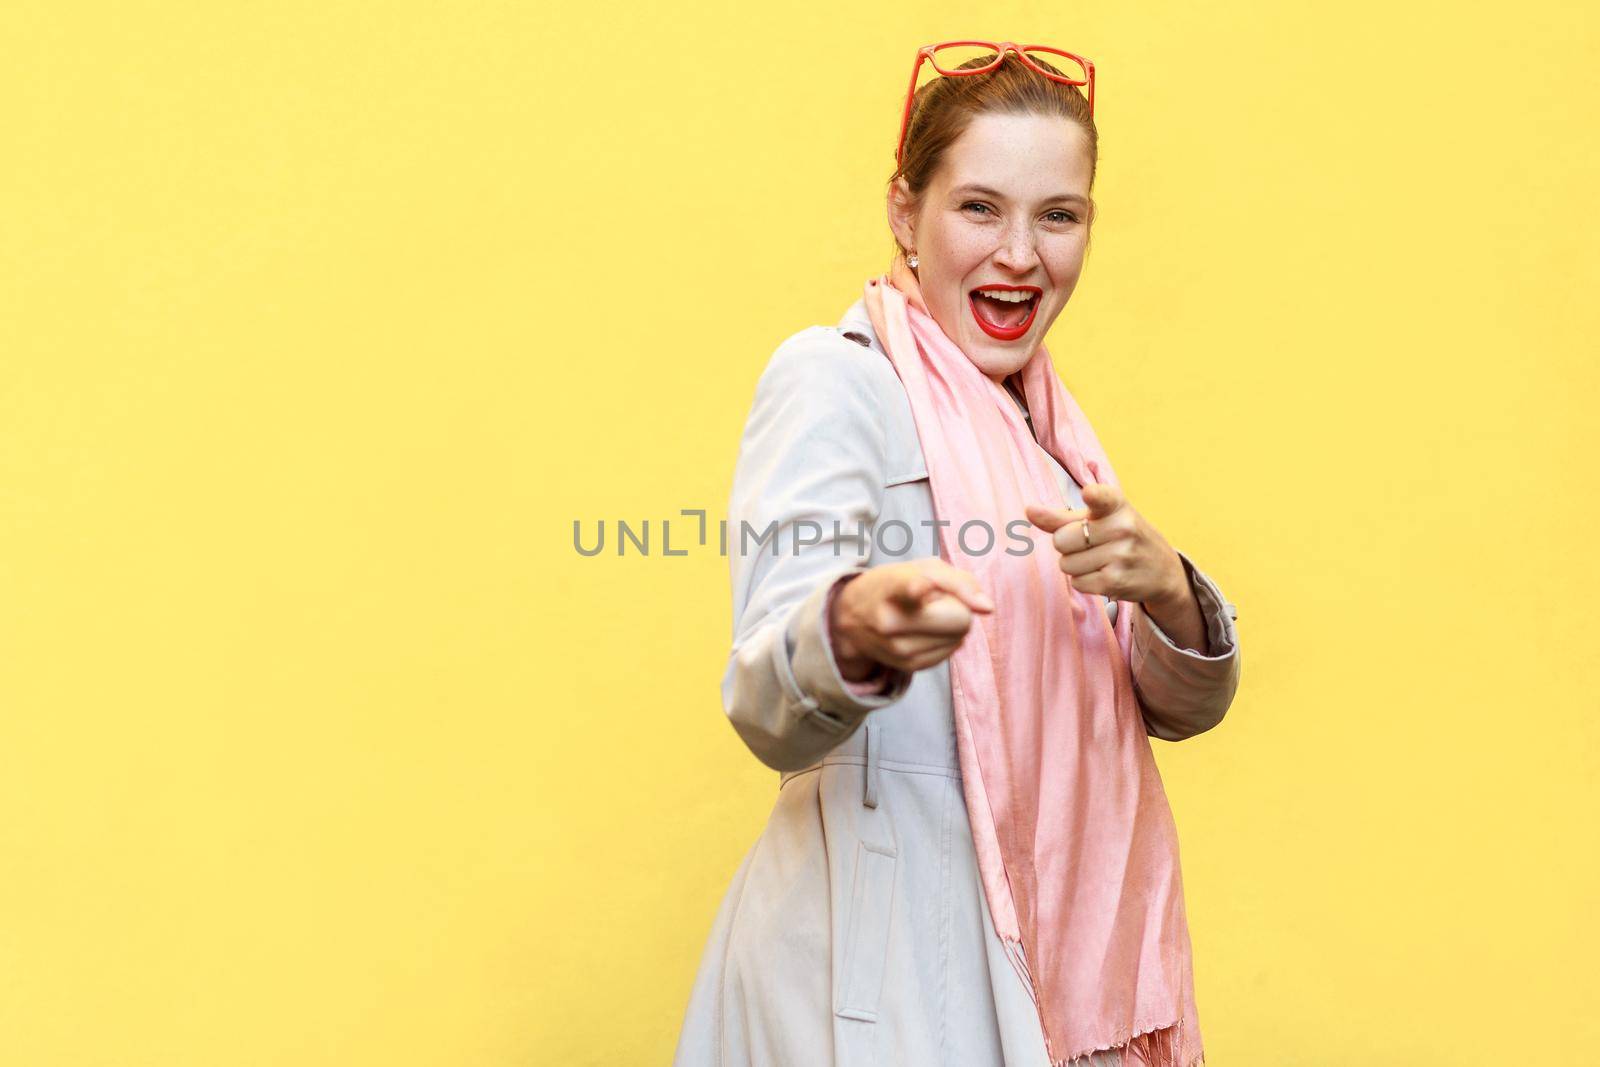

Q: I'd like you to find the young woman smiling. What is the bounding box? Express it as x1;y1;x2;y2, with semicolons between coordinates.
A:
675;43;1240;1067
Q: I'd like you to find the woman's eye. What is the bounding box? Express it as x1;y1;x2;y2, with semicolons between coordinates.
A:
961;202;992;216
1046;210;1079;224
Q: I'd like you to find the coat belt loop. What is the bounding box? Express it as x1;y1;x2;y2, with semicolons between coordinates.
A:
863;723;880;809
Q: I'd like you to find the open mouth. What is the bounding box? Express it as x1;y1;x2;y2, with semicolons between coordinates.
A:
968;285;1042;340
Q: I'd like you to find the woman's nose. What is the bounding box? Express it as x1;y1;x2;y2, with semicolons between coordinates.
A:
993;228;1040;272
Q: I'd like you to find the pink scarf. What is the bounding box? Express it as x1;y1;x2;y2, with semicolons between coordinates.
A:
863;256;1203;1067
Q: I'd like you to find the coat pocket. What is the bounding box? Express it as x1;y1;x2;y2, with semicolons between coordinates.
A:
835;838;898;1023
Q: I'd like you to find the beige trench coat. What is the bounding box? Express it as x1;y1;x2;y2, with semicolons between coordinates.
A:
673;298;1241;1067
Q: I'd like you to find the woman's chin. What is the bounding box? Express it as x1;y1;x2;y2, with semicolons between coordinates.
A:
963;337;1038;380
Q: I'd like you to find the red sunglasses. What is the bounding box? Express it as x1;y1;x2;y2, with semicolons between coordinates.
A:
894;40;1096;169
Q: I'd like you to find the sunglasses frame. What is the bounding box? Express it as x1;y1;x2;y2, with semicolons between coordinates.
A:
894;40;1096;170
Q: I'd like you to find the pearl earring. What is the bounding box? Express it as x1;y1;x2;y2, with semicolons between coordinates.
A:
907;250;919;269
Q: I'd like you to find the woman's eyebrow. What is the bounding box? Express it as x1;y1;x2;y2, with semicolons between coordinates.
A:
951;183;1088;207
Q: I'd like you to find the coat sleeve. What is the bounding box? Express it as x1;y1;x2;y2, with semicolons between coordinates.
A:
1131;549;1241;742
720;329;914;772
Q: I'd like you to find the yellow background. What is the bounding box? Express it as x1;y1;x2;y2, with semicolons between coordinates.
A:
2;1;1596;1064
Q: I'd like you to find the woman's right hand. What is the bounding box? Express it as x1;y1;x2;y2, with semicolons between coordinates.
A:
828;559;996;681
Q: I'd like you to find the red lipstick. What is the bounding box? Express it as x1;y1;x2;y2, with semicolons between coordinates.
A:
968;284;1043;341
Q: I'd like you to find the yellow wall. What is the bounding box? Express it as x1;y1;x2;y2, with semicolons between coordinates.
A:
2;2;1596;1063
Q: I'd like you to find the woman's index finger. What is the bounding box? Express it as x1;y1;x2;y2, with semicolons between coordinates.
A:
920;563;995;613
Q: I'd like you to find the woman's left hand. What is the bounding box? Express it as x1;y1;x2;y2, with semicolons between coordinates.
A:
1023;485;1186;608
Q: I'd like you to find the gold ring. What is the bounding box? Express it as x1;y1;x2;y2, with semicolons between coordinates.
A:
1081;522;1092;548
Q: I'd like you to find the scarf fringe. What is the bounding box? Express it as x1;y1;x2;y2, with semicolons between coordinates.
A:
1004;936;1203;1067
1047;1021;1203;1067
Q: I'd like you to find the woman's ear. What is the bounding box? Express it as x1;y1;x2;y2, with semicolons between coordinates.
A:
886;178;918;254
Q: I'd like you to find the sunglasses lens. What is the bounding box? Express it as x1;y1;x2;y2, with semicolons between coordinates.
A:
1022;48;1089;84
926;43;1006;77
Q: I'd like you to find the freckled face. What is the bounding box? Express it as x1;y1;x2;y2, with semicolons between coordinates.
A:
889;112;1094;381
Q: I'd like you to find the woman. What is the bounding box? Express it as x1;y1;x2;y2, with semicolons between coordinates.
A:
674;43;1240;1067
